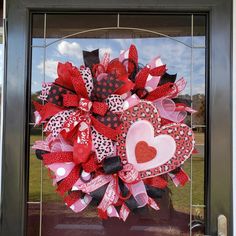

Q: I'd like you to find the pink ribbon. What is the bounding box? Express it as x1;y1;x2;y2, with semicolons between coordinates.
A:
128;181;148;207
69;194;93;213
98;178;119;212
144;57;164;92
123;94;141;110
32;134;73;152
153;98;187;123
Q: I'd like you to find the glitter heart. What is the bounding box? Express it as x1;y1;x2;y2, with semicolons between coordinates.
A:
135;141;157;163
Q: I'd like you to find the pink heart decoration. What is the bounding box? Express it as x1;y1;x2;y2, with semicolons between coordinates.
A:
117;101;195;179
126;120;176;172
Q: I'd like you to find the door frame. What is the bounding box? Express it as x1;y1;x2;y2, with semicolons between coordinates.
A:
0;0;233;235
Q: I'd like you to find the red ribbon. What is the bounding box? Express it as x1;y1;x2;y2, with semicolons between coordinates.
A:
58;67;120;145
91;116;119;141
64;191;81;207
42;152;73;165
60;110;92;164
134;65;166;91
56;165;80;196
146;82;177;101
143;176;168;189
92;102;108;116
33;101;63;124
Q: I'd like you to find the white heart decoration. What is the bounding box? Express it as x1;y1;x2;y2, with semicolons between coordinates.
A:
126;120;176;171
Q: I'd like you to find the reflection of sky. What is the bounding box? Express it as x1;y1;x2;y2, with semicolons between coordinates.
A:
31;37;205;95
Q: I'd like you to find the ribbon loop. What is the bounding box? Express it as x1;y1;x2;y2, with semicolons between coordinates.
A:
103;156;123;174
63;94;79;107
92;101;108;116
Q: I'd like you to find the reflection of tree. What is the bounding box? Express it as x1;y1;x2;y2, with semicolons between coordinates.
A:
192;94;205;125
176;93;205;128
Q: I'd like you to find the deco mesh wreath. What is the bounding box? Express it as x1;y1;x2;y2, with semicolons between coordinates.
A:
33;44;196;221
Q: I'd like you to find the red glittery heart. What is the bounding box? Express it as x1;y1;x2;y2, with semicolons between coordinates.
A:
135;141;157;163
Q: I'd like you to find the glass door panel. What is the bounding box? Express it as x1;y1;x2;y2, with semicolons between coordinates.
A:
28;13;207;236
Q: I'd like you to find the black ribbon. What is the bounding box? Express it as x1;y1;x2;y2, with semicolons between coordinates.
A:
172;97;192;107
83;49;100;72
102;156;123;174
125;195;139;211
145;184;165;199
90;183;109;205
118;178;130;199
35;149;49;160
121;58;139;82
158;72;177;86
170;167;181;175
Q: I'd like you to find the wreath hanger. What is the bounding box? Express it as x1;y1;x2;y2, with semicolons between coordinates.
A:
45;13;191;48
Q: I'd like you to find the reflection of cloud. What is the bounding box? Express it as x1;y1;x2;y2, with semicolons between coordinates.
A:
193;83;205;94
37;59;58;79
39;37;205;95
140;38;206;95
57;41;81;59
113;38;133;51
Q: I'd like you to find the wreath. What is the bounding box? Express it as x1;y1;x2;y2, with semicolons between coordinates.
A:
33;44;196;221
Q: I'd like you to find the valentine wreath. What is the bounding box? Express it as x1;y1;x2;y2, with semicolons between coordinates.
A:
33;44;196;221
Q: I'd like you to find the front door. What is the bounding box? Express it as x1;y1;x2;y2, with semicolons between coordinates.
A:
1;1;232;236
28;12;206;236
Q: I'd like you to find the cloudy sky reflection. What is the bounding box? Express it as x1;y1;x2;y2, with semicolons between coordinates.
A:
31;36;205;96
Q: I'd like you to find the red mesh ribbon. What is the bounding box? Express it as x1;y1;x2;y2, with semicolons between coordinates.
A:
64;191;81;207
97;208;108;219
146;82;176;101
134;65;167;91
174;169;189;186
42;152;73;165
175;103;187;111
63;94;79;107
92;64;105;77
192;148;199;154
56;62;78;91
56;165;80;196
107;59;127;77
33;101;63;122
144;176;168;189
149;65;166;77
92;101;109;116
115;74;134;95
71;74;89;99
134;67;150;90
82;153;100;173
128;44;138;74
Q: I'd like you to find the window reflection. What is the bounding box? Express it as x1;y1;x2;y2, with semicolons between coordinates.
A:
29;13;207;236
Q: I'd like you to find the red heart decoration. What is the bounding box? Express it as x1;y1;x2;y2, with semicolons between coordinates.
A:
117;101;195;179
135;141;157;163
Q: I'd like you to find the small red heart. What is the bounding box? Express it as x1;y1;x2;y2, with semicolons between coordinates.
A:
135;141;157;163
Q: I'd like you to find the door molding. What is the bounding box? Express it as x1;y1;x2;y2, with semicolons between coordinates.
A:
1;0;232;235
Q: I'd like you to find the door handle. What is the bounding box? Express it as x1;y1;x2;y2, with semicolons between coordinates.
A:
218;215;227;236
